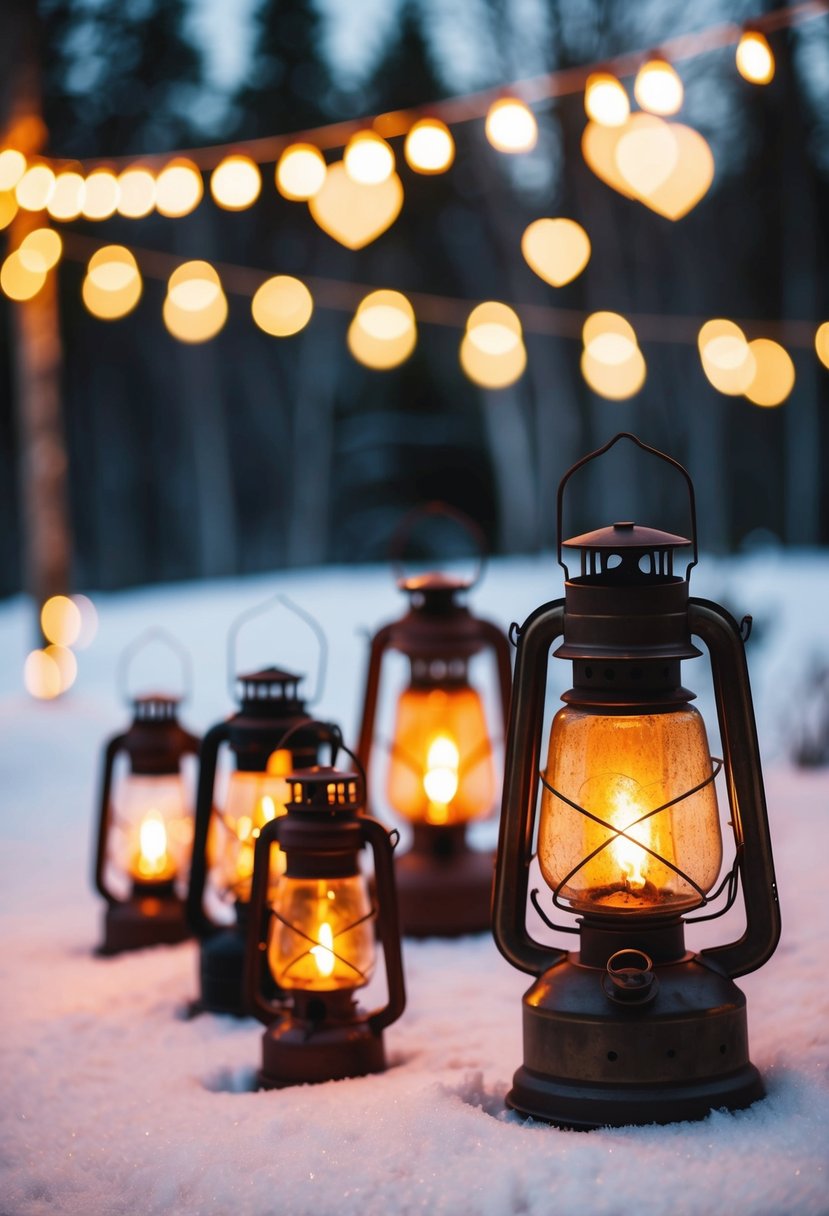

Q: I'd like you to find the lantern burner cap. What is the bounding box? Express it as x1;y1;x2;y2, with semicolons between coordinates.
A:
132;693;180;721
236;666;305;705
563;522;691;551
286;766;365;815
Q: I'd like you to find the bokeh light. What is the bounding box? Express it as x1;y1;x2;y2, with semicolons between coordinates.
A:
155;159;203;217
308;161;403;249
19;228;62;274
71;594;99;649
83;246;143;319
815;322;829;370
744;338;795;407
404;119;455;174
82;169;120;220
521;218;591;287
1;251;46;300
581;346;647;399
583;311;637;358
164;261;227;343
736;30;775;85
0;191;18;230
210;155;262;210
348;290;416;369
48;171;86;221
0;148;27;190
117;167;156;218
698;320;756;395
634;56;684;115
15;164;55;211
344;132;395;185
40;595;82;647
460;332;527;388
45;644;78;692
485;99;538;153
466;302;522;355
23;649;62;699
584;73;630;127
275;144;327;200
251;276;314;337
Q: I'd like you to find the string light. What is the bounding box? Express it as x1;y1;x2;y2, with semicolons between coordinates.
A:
19;228;62;272
155;159;203;218
23;649;62;699
743;338;795;406
815;322;829;370
462;301;526;387
485;98;538;153
1;250;46;300
634;55;684;116
521;218;591;287
210;155;261;210
584;73;630;127
163;260;227;342
698;319;756;395
251;275;314;337
117;167;156;218
45;644;78;692
404;119;455;174
581;311;646;399
736;30;776;84
0;191;18;230
15;164;55;211
82;245;142;319
0;148;27;190
348;289;416;368
41;595;82;646
81;169;120;220
344;132;395;185
48;171;85;221
276;144;327;200
308;161;404;248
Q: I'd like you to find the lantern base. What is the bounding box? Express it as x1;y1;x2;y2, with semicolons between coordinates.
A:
509;951;765;1128
258;996;386;1088
98;890;190;955
395;825;494;937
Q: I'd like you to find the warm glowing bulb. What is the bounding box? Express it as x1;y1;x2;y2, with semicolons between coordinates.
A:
581;347;646;399
45;644;77;692
344;131;395;185
0;149;27;190
0;191;19;230
355;290;415;340
736;30;775;85
276;144;327;200
1;251;46;300
83;247;142;320
19;228;62;273
82;169;120;220
136;811;173;879
584;73;630;127
251;275;313;337
404;119;455;174
347;317;417;369
485;98;538;153
163;261;228;341
583;311;637;354
743;338;795;407
40;594;81;646
210;155;261;210
460;333;527;389
607;791;649;891
15;164;55;211
117;167;156;218
698;319;756;396
466;301;522;355
423;735;460;810
155;159;203;217
815;322;829;370
522;217;591;287
47;171;85;220
310;921;336;977
634;56;684;115
23;648;62;699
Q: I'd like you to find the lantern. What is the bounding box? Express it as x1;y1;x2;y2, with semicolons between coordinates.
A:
356;504;512;936
186;596;332;1015
492;434;780;1127
245;740;405;1087
93;631;199;954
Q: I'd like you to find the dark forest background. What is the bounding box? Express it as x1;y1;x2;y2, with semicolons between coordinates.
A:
1;0;828;599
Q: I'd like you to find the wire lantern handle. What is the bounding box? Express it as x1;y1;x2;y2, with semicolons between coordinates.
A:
390;500;487;591
556;433;699;581
226;592;328;705
117;627;193;706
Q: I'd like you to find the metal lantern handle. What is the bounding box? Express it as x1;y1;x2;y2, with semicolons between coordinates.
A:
226;593;328;705
360;815;406;1035
117;627;193;705
93;732;129;905
390;500;487;590
556;433;699;581
246;815;289;1025
186;720;232;939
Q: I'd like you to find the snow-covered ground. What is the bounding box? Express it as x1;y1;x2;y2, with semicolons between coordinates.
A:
1;553;828;1216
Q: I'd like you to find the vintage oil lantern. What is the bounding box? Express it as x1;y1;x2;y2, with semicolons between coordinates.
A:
245;737;406;1087
357;504;511;936
492;434;780;1127
93;630;199;954
186;596;332;1015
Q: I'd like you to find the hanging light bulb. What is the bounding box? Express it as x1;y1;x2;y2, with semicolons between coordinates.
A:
15;164;55;211
251;276;314;337
348;290;416;370
815;322;829;370
0;148;27;191
485;98;538;153
19;228;62;273
276;144;327;200
743;338;795;407
82;246;142;320
81;169;120;220
584;73;630;127
634;55;684;116
736;30;775;85
163;261;227;343
404;119;455;174
155;159;203;218
0;191;19;230
210;155;262;210
1;250;46;300
344;131;395;185
117;166;156;218
48;171;86;221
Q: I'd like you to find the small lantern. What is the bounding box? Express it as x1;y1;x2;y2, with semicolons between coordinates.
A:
356;504;512;936
93;631;199;954
492;434;780;1128
245;739;405;1087
186;596;332;1015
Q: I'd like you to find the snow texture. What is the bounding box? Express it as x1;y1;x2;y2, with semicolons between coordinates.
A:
1;553;828;1216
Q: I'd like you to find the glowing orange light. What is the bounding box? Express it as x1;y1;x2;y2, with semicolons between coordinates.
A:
1;251;46;301
81;169;120;220
41;595;82;646
117;167;156;218
132;810;177;882
698;320;756;396
0;191;19;230
736;31;775;85
19;228;62;273
15;164;55;211
155;159;203;218
24;649;62;699
210;155;261;210
584;73;630;127
521;218;591;287
275;144;327;200
404;119;455;174
164;261;227;343
344;131;395;185
744;338;795;407
485;98;538;153
308;161;403;249
0;149;27;190
83;246;142;320
634;56;684;116
251;276;313;337
815;322;829;370
348;291;417;370
45;644;78;693
47;171;85;221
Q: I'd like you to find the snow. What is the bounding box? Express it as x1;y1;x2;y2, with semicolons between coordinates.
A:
1;553;828;1216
